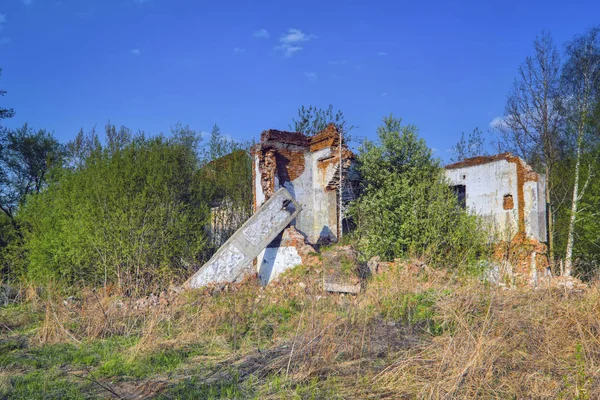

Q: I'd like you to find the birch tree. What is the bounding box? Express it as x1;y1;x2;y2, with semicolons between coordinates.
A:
561;27;600;276
497;31;563;264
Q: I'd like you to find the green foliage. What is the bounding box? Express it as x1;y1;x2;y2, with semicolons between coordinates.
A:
197;124;253;249
3;370;89;400
0;124;63;220
157;373;249;400
350;115;489;267
379;289;444;335
554;146;600;277
290;104;353;137
18;126;211;290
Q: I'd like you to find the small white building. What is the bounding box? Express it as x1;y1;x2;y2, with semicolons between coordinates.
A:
445;153;547;243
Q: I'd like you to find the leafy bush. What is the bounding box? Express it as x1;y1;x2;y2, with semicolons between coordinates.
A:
19;130;211;291
350;115;490;267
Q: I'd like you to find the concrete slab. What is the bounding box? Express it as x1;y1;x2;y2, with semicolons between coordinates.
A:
186;187;302;289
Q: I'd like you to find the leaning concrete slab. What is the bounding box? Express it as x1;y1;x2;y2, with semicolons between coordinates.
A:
186;187;302;289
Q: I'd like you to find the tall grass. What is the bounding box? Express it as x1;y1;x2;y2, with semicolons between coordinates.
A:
2;259;599;398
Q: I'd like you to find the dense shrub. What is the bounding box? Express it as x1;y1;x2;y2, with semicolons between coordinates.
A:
19;131;211;291
350;115;490;267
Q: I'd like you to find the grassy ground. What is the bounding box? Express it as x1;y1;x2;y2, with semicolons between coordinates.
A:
1;259;600;399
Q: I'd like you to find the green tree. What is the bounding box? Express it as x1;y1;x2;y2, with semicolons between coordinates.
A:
198;124;253;248
0;124;63;221
560;27;600;275
290;105;353;137
350;115;488;266
20;128;210;291
496;31;563;265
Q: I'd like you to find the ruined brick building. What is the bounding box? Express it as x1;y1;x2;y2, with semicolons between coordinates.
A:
445;153;547;242
251;124;355;284
187;124;355;289
188;132;551;289
445;153;549;283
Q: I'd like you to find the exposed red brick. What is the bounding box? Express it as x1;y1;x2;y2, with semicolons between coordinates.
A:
503;194;514;210
261;129;309;147
273;148;306;182
494;232;548;283
309;124;340;152
445;152;515;170
258;149;276;200
280;226;318;265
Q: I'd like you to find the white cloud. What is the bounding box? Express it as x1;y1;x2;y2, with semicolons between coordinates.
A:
275;44;303;58
304;72;317;81
280;28;317;44
377;52;388;56
129;48;141;56
20;0;33;5
274;28;316;58
328;60;348;65
234;47;245;53
252;28;269;39
489;116;509;130
381;92;387;97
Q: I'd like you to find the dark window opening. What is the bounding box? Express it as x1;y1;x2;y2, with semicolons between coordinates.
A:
503;194;514;210
451;185;466;209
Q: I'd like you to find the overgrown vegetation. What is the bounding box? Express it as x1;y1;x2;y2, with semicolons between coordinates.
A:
0;120;252;292
461;28;600;276
19;128;209;290
2;263;600;398
351;115;490;266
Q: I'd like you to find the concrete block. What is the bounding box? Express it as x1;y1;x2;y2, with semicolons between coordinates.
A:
186;187;301;289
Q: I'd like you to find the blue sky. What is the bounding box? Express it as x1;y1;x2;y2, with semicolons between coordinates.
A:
1;0;599;161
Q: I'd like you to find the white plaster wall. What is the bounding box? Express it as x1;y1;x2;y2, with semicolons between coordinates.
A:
524;180;537;240
445;160;519;241
308;148;338;243
257;246;302;285
252;147;338;245
253;154;265;208
524;179;547;242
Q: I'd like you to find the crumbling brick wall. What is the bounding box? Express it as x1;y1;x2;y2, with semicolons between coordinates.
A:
251;124;355;284
251;124;354;245
445;153;549;285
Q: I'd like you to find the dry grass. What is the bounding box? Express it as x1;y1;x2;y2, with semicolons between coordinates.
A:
5;260;600;399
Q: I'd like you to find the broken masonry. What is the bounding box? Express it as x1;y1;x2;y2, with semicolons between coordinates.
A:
445;153;548;285
187;127;551;289
187;124;356;288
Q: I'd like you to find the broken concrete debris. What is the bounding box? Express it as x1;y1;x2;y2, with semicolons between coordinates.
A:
187;124;355;289
258;226;317;285
322;246;362;294
186;187;301;289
